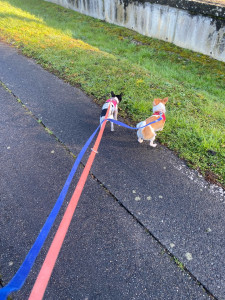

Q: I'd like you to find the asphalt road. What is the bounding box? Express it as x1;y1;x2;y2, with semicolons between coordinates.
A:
0;41;224;299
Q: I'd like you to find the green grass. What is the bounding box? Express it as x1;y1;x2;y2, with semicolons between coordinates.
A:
0;0;224;186
173;257;185;271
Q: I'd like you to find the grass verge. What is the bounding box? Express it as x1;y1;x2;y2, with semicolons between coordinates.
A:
0;0;224;187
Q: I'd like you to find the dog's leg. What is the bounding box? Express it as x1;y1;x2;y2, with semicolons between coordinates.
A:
100;117;103;128
114;109;118;121
149;126;157;147
137;124;145;143
149;134;157;147
111;121;114;131
137;130;143;143
111;108;118;131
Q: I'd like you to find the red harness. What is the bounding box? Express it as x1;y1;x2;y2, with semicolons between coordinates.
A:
106;99;118;108
152;111;166;121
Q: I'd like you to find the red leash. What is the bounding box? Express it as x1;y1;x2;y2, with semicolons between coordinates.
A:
29;106;110;300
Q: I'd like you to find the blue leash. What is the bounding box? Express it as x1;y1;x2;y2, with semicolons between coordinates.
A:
0;116;162;299
0;125;101;299
107;117;162;129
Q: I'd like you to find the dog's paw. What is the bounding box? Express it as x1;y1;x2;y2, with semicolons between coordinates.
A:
150;143;157;147
138;138;143;143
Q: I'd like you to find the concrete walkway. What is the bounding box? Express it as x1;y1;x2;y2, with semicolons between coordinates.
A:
0;41;224;299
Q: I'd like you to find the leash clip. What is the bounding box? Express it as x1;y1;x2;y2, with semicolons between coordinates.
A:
91;148;98;154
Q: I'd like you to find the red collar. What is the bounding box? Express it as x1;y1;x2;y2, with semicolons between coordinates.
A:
153;111;166;121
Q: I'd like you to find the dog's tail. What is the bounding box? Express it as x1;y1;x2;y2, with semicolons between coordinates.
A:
136;121;145;129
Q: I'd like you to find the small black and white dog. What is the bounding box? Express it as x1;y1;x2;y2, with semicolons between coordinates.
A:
100;91;122;131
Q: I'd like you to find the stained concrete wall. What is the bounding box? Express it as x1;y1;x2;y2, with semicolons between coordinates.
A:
45;0;225;62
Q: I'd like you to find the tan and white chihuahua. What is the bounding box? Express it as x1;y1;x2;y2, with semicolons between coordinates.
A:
100;91;122;131
136;97;168;147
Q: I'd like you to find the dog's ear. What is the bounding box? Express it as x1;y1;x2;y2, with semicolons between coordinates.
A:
117;93;123;102
153;98;160;105
162;97;168;104
111;91;116;97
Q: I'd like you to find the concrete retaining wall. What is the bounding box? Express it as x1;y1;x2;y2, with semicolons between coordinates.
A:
45;0;225;62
